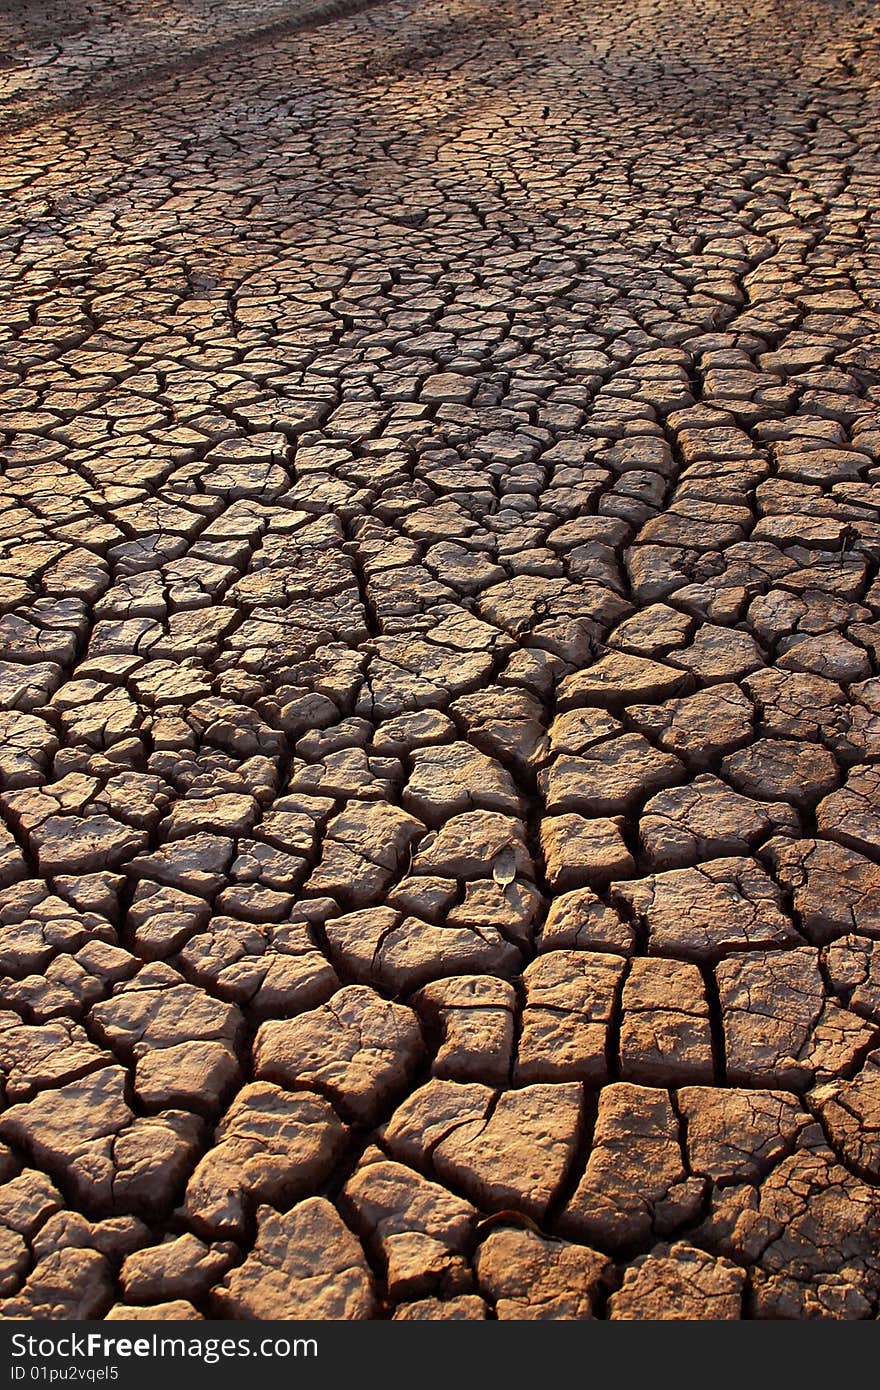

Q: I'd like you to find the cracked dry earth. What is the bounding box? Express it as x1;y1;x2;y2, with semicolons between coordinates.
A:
2;0;880;1328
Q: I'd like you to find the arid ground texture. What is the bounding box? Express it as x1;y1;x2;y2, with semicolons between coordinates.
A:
0;0;879;1322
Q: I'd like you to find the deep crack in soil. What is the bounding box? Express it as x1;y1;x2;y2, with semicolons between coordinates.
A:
1;0;880;1322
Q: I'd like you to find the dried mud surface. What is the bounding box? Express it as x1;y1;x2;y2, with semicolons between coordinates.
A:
1;0;880;1322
